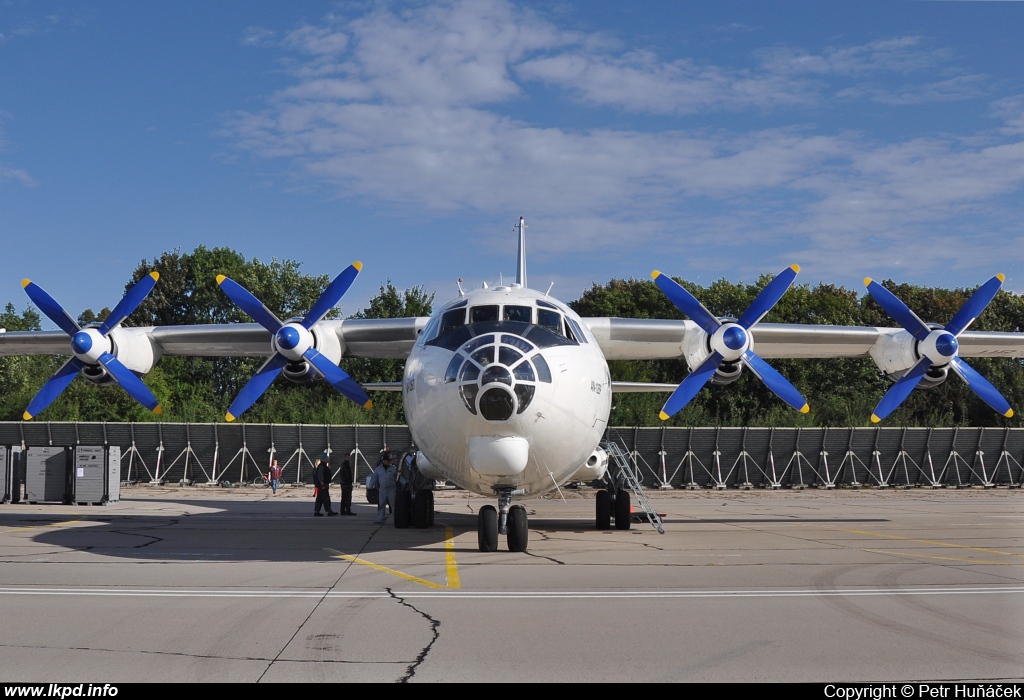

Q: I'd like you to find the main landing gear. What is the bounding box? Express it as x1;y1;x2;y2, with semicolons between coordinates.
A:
478;487;528;552
394;486;435;529
595;487;631;531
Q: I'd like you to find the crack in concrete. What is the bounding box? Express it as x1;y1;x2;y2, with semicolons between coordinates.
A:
386;587;439;683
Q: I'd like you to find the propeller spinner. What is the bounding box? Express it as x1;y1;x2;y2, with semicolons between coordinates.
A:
652;265;809;420
21;273;163;419
217;262;372;421
865;275;1013;422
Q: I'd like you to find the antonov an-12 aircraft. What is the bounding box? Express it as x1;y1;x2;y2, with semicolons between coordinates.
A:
2;218;1023;551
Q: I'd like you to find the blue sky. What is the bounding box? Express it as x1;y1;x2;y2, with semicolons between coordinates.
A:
2;0;1024;325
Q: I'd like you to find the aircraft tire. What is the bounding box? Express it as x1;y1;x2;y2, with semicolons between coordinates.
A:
413;489;432;528
394;488;412;529
507;504;528;552
596;489;612;529
614;489;631;530
478;505;498;552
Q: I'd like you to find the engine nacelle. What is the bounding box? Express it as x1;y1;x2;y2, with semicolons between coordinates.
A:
414;451;448;482
77;326;162;386
277;325;344;385
869;326;950;390
683;323;746;386
569;446;609;482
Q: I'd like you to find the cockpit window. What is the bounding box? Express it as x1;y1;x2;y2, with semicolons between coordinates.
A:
537;309;563;337
441;308;466;334
470;305;499;323
503;305;532;323
566;317;588;344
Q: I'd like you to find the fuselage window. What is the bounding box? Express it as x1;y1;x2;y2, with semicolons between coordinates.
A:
441;308;466;334
503;305;533;323
471;305;499;323
537;309;563;337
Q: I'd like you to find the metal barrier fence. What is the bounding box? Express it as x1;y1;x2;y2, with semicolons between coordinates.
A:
1;422;1022;489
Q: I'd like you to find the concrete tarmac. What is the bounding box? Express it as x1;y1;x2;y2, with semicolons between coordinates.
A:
0;485;1022;683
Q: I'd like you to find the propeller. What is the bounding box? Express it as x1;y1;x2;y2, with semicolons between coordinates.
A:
652;266;809;420
21;273;163;420
217;262;372;421
865;275;1013;422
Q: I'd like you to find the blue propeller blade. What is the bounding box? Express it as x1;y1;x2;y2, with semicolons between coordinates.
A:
98;272;159;336
22;280;80;336
864;279;930;342
23;358;83;420
737;265;799;329
871;357;931;423
652;271;720;335
302;263;361;329
946;275;1004;337
98;353;161;413
225;354;289;422
950;357;1013;418
659;351;722;420
742;350;809;413
216;275;284;332
303;347;373;408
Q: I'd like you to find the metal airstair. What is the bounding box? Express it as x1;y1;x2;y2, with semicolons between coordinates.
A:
602;440;664;534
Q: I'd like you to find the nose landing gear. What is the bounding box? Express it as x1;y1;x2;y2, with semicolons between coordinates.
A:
478;486;529;552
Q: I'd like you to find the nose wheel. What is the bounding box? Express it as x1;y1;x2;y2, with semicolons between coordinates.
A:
478;487;528;552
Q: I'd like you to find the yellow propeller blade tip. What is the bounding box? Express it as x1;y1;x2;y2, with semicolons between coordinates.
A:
363;399;374;410
863;277;873;287
659;410;670;421
225;412;236;422
216;274;227;285
790;264;801;273
152;405;162;415
22;411;33;421
651;270;662;279
21;279;30;288
353;261;363;271
1004;408;1014;418
149;271;160;282
870;414;881;424
996;273;1005;282
799;404;809;414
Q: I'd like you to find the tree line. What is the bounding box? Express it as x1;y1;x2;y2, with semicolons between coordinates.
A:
1;246;1022;427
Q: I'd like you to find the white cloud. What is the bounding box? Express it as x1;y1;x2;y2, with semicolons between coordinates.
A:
226;0;1024;285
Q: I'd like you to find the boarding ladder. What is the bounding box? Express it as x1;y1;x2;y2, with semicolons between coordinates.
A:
602;440;664;534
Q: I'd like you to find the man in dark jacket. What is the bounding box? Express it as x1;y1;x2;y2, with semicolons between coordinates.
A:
339;451;355;515
314;452;336;516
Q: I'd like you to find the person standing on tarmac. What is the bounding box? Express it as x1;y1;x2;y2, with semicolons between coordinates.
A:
314;452;337;517
267;459;283;495
373;453;398;524
339;451;356;515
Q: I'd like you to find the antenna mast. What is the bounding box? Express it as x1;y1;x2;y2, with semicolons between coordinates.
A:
515;217;527;289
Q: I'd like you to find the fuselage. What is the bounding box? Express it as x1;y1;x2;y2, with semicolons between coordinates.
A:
403;283;611;497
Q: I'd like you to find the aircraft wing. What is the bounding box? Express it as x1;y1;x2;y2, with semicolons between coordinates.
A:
583;318;1024;360
0;318;432;360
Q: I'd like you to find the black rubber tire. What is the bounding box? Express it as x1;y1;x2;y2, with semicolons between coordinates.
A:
614;489;631;530
507;504;528;552
427;490;435;526
596;489;612;529
394;488;412;529
413;489;432;528
478;505;498;552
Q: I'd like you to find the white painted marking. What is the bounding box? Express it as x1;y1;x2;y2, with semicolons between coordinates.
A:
0;585;1022;600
